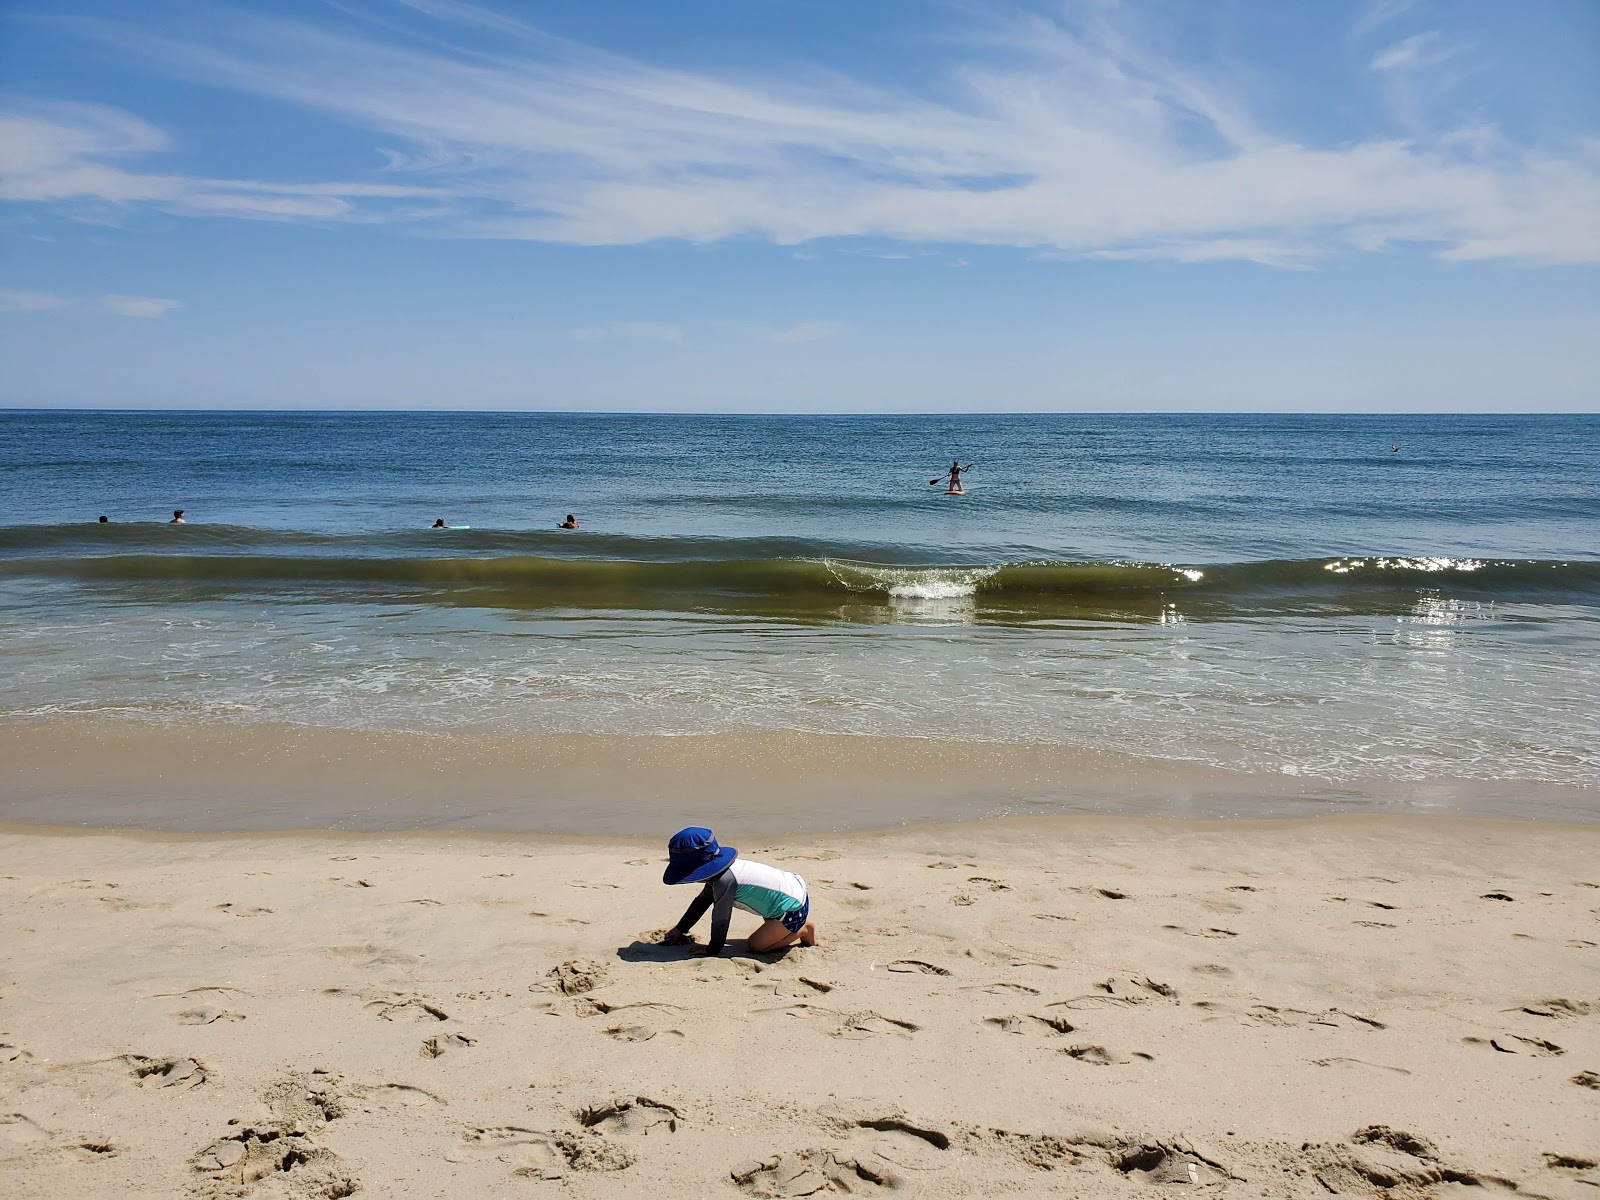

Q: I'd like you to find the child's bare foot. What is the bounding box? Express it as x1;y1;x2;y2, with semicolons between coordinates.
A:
799;922;816;947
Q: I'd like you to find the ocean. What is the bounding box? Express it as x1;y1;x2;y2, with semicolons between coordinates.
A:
1;410;1596;828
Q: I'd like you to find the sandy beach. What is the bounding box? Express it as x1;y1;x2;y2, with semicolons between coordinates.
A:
2;815;1596;1198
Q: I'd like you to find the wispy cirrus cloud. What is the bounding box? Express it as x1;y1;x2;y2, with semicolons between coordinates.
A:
1371;31;1467;73
0;286;180;317
0;101;444;220
1352;0;1419;39
3;3;1597;265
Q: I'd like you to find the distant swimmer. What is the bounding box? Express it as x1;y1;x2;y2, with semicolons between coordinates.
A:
559;514;579;530
97;515;108;523
170;509;186;524
930;458;974;495
1392;444;1400;454
432;518;446;529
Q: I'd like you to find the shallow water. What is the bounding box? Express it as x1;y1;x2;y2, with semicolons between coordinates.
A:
2;410;1596;813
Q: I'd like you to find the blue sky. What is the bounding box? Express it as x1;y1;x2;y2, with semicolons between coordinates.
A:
1;0;1597;411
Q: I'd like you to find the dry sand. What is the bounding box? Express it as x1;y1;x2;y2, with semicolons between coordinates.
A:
1;815;1597;1198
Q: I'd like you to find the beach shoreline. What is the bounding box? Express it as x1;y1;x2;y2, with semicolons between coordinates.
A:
5;718;1597;833
3;813;1596;1197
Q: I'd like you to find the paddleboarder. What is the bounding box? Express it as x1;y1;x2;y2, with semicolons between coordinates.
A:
931;459;974;494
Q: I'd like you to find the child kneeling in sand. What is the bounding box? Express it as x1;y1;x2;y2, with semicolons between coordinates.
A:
661;827;815;956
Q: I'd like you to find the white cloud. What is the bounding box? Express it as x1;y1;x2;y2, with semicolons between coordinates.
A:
570;321;684;343
1352;0;1418;39
0;288;68;312
1371;31;1466;73
0;102;444;221
0;286;180;317
5;6;1598;265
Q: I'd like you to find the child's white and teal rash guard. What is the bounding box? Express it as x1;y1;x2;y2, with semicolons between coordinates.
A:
673;859;807;955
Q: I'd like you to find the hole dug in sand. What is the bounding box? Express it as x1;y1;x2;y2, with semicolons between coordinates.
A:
547;959;609;996
1114;1142;1231;1186
191;1126;355;1200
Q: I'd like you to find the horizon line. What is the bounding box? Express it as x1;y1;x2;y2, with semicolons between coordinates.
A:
2;406;1596;418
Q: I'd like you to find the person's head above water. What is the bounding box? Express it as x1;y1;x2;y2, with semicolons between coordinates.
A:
663;826;736;885
432;518;446;528
170;509;185;523
97;515;108;523
560;514;578;529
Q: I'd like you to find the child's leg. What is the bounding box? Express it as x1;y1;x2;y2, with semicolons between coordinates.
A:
747;918;800;953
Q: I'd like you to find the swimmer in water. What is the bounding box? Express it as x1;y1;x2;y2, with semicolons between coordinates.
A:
432;518;446;529
1392;444;1400;454
559;514;579;530
930;459;974;494
97;515;108;523
170;509;186;524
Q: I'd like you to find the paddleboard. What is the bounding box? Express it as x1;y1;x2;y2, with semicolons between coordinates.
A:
945;489;965;496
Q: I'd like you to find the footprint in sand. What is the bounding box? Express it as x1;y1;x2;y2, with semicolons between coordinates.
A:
347;1082;446;1110
577;997;686;1041
984;1013;1078;1038
1571;1071;1600;1090
1312;1057;1411;1075
127;1055;208;1090
1051;977;1178;1010
1163;924;1237;939
886;960;952;977
446;1126;633;1179
759;1003;919;1041
154;985;252;1002
213;903;274;917
577;1097;680;1136
1464;1034;1564;1056
840;1115;951;1170
1510;998;1596;1019
98;895;165;912
1304;1125;1518;1198
364;996;449;1023
1237;1005;1386;1032
1065;1044;1154;1066
174;1007;246;1025
420;1033;476;1058
756;977;836;999
732;1149;895;1197
966;981;1042;996
967;877;1010;891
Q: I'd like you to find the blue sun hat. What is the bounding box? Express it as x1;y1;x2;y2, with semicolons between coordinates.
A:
664;826;737;885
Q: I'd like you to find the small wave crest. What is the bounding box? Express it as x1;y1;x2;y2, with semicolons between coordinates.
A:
823;561;999;600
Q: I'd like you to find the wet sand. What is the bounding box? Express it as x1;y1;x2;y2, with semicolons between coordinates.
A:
2;815;1597;1198
3;719;1595;832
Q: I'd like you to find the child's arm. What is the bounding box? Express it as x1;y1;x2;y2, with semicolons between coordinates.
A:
702;874;737;956
667;881;715;941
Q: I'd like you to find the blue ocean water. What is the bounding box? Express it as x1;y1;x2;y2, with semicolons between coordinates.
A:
1;410;1596;796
